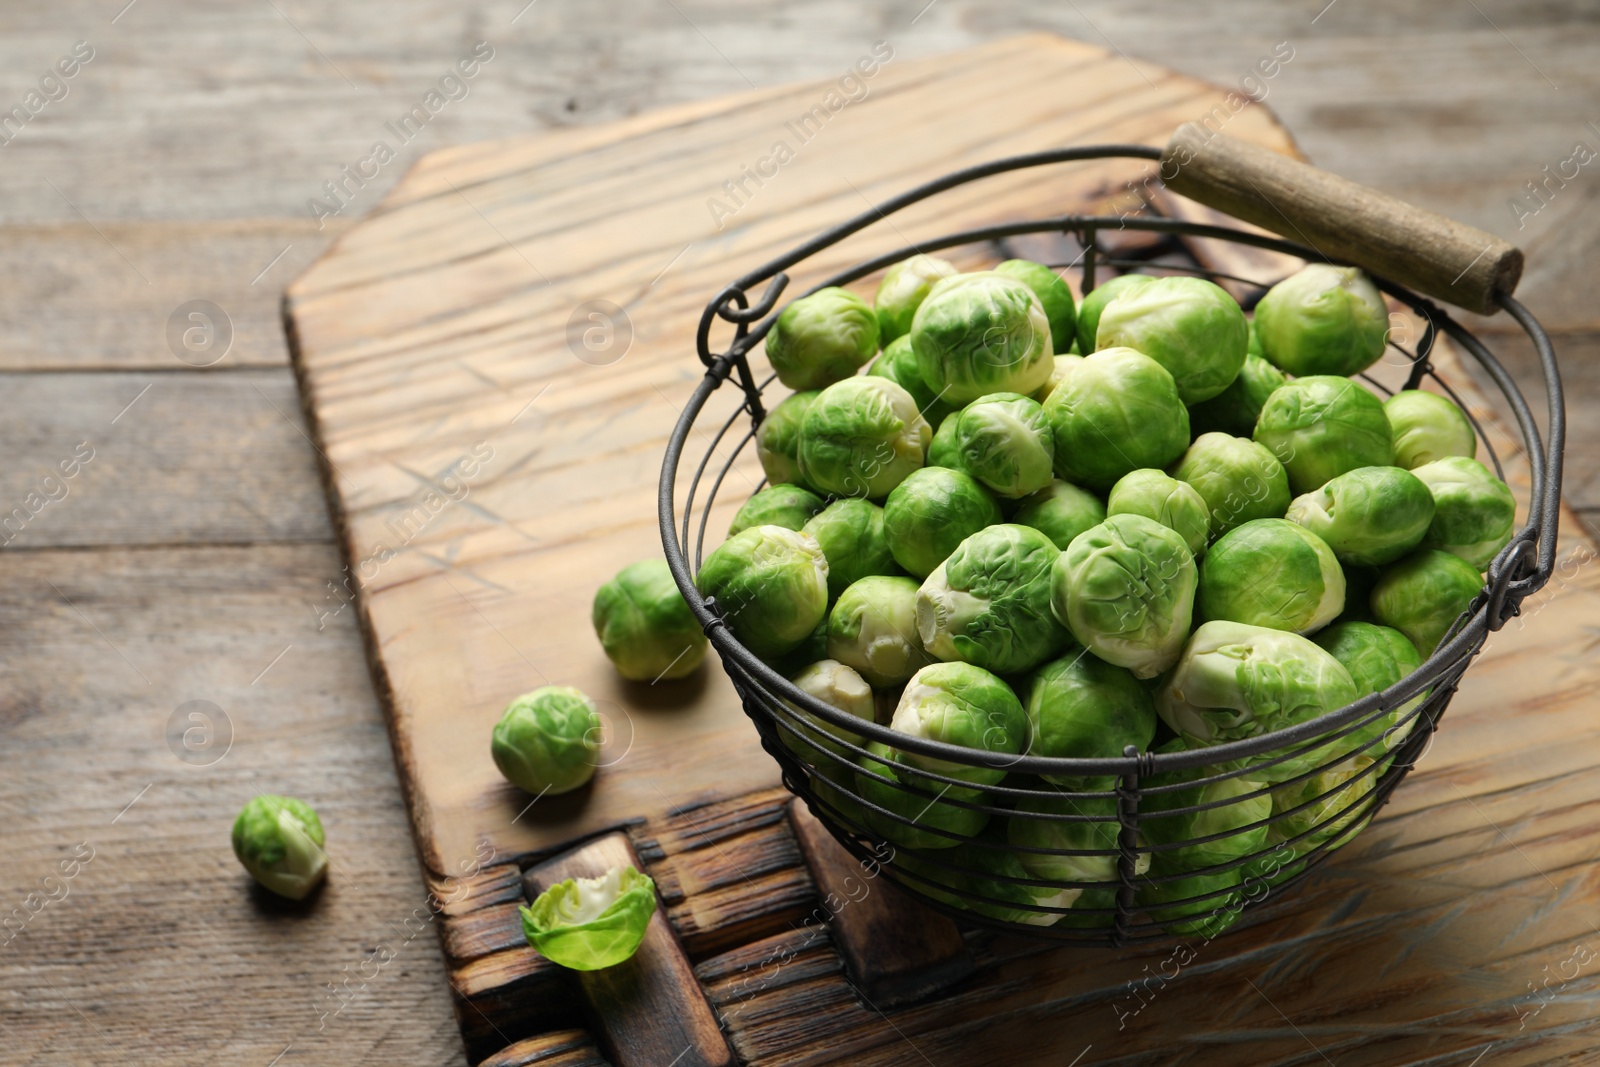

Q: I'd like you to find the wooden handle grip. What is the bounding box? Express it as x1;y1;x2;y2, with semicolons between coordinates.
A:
1160;122;1522;315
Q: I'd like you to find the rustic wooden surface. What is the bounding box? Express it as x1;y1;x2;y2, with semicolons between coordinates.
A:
2;4;1597;1066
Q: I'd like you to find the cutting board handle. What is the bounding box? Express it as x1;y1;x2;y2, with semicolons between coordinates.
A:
1159;122;1522;315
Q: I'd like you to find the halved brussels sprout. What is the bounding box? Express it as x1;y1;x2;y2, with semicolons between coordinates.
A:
755;390;818;490
1043;347;1191;491
1254;264;1389;377
1075;273;1154;354
1370;549;1482;657
882;466;1003;578
1186;352;1288;439
1384;389;1476;469
1107;468;1210;558
802;498;899;601
592;559;707;682
857;739;990;849
868;334;958;429
1410;456;1516;570
888;661;1029;790
797;376;931;499
1011;478;1106;551
231;795;328;901
520;865;657;971
917;524;1068;675
930;392;1055;499
874;254;959;345
764;286;879;390
728;483;825;535
1198;518;1345;635
491;687;602;795
1313;620;1423;755
995;258;1077;354
1253;376;1393;495
781;659;875;759
1094;276;1249;404
1284;466;1435;567
697;525;829;659
1024;647;1156;779
910;272;1054;404
826;575;934;687
1170;432;1293;539
1051;514;1197;679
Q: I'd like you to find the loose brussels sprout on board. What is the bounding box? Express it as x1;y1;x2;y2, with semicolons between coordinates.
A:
492;686;602;795
802;498;899;601
1044;347;1191;491
826;575;934;687
697;525;829;659
728;483;825;535
232;795;327;901
520;865;657;971
1107;468;1210;558
1253;264;1389;377
1197;518;1345;635
1075;273;1154;354
1284;466;1435;567
929;391;1055;499
1024;647;1156;776
1384;389;1476;469
1170;432;1293;539
591;560;707;682
798;376;931;499
1253;376;1393;494
1094;275;1249;404
764;286;879;390
869;334;958;429
1370;549;1482;657
917;524;1068;675
1011;478;1106;551
1186;352;1287;439
755;390;818;490
782;659;875;759
882;466;1003;578
1410;456;1516;569
994;258;1077;354
910;272;1054;404
874;254;959;345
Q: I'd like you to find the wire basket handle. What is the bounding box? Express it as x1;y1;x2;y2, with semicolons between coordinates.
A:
1161;123;1522;315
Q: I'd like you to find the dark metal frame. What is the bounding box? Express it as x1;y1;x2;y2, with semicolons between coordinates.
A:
658;146;1565;944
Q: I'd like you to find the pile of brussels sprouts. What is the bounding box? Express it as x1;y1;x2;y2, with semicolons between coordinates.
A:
684;254;1514;935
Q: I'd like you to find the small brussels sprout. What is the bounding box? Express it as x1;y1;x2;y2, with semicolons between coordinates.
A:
1106;468;1210;558
520;865;657;971
1186;352;1287;439
1075;273;1154;354
697;525;829;659
802;498;899;601
910;272;1054;404
1313;620;1423;753
1051;514;1197;679
782;659;875;759
1171;432;1293;539
917;524;1068;675
888;661;1029;790
592;560;707;682
1411;456;1516;569
857;739;989;849
1284;466;1435;567
994;258;1077;354
1032;353;1084;404
1024;647;1156;780
826;575;934;687
764;286;879;390
1384;390;1476;469
1141;740;1271;872
1138;861;1244;939
797;376;931;499
882;466;1003;578
1370;549;1482;657
1007;790;1142;891
1267;755;1378;854
874;254;959;345
1253;376;1393;495
1198;519;1345;635
728;483;825;535
491;686;602;795
1094;276;1249;404
1254;264;1389;377
1011;478;1106;551
1043;347;1191;491
931;392;1055;499
755;390;818;490
1246;318;1263;357
868;334;958;429
231;795;327;900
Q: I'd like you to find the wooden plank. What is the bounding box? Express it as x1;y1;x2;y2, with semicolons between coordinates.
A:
479;1029;612;1067
450;947;579;1065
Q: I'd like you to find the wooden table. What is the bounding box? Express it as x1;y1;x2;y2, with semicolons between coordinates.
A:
1;4;1596;1065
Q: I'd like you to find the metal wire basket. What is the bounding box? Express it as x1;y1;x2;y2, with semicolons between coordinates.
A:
659;137;1565;945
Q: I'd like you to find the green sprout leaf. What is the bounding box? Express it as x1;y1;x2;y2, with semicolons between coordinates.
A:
520;865;658;971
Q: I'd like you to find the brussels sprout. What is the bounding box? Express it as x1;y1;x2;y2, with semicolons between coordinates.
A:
520;865;657;971
728;483;825;535
1284;466;1435;568
764;616;829;677
1313;621;1423;754
1094;276;1249;404
910;272;1054;404
1138;861;1245;939
1370;549;1482;657
782;659;875;759
1024;648;1156;779
764;286;879;390
797;376;931;499
874;254;959;345
1187;352;1287;439
917;524;1068;674
868;334;958;429
1411;456;1516;569
1032;353;1085;404
826;575;934;687
930;392;1055;499
491;686;602;795
995;258;1077;354
1246;318;1263;357
592;560;707;682
1156;621;1360;783
1253;376;1393;495
1171;432;1293;539
1253;264;1389;377
1051;514;1197;679
697;525;829;659
882;466;1003;577
1198;519;1345;635
858;740;990;849
802;498;899;601
755;390;818;489
1007;790;1143;889
1141;739;1271;872
1267;755;1378;854
1043;347;1191;491
808;761;869;829
888;661;1029;790
231;795;327;900
902;827;1082;926
1384;390;1476;469
1011;478;1106;551
1075;273;1154;354
1107;468;1210;558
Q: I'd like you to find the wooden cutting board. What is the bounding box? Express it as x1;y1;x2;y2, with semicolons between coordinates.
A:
284;33;1600;1067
